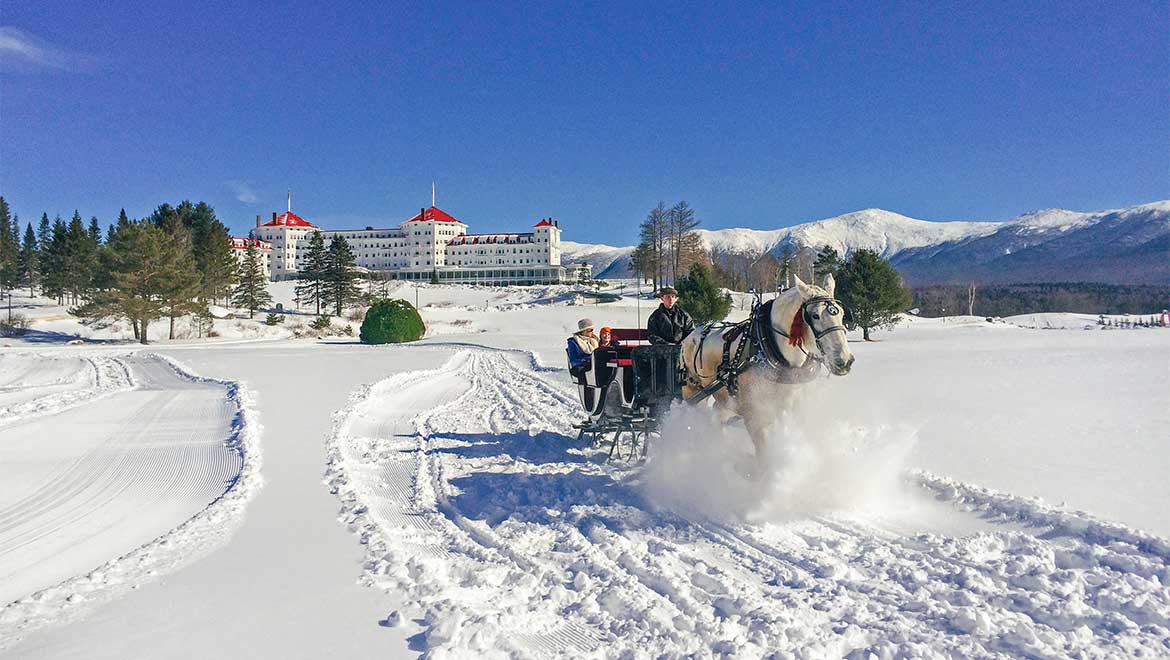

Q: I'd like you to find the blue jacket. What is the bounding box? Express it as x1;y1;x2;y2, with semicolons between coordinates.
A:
567;337;592;368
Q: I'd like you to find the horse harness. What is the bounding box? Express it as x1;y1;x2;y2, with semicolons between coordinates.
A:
689;295;848;400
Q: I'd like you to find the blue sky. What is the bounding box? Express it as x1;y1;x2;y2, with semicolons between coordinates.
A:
2;1;1165;244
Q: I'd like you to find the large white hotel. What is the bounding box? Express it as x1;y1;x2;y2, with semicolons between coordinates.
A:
236;198;589;285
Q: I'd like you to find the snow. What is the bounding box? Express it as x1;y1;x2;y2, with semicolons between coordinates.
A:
0;353;261;646
1;284;1167;657
564;200;1169;280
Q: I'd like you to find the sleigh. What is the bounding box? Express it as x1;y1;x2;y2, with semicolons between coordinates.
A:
568;328;683;460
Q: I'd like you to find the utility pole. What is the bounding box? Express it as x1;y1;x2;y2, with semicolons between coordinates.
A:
636;278;641;329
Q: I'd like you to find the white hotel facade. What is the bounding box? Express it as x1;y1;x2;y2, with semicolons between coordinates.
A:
244;201;589;285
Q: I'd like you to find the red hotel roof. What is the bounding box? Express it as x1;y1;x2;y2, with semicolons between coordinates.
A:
405;206;464;224
259;211;318;228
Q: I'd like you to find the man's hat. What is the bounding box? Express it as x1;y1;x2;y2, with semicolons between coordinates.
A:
577;318;595;332
657;286;678;297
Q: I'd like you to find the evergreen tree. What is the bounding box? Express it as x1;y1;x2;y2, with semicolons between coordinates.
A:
325;235;360;316
813;245;843;279
0;197;17;295
158;221;203;339
149;201;235;303
187;202;236;303
19;222;38;295
70;221;177;344
36;213;51;251
295;230;329;314
835;248;913;341
232;242;272;319
65;211;97;304
88;216;102;245
41;217;69;303
675;263;732;324
108;209;129;242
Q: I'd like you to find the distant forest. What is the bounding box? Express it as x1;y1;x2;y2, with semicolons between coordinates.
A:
912;283;1170;317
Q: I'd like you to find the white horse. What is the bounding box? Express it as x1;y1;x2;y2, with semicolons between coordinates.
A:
680;274;855;466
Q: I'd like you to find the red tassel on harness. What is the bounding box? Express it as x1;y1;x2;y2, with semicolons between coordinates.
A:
788;309;806;347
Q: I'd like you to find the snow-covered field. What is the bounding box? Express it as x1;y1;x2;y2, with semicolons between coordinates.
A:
1;284;1167;657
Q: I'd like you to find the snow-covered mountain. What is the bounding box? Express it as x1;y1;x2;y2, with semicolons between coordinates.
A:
560;201;1170;285
557;240;636;280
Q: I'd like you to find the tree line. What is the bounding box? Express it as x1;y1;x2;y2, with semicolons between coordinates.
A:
1;196;275;343
912;282;1170;318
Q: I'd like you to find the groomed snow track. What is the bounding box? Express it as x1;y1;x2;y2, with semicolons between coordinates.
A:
0;352;261;648
328;348;1170;659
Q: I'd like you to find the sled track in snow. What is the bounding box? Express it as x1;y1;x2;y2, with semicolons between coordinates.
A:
0;354;134;427
329;348;1170;658
0;353;262;649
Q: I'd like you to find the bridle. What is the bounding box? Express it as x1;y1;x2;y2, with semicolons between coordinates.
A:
764;294;849;366
797;296;849;341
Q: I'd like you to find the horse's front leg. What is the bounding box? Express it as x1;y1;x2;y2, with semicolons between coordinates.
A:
712;389;739;424
742;411;772;471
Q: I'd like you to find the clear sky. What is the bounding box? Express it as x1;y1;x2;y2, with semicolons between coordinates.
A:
1;1;1165;244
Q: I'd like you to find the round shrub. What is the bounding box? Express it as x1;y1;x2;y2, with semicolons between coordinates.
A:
360;299;425;344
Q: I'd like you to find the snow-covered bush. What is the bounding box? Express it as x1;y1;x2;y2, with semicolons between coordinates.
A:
0;313;30;337
360;299;424;344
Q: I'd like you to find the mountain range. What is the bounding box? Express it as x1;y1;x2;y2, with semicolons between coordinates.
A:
560;201;1170;286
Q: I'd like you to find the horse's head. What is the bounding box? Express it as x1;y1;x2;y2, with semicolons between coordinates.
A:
782;274;855;376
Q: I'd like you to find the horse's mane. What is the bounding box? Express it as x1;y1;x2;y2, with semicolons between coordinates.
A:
788;307;806;347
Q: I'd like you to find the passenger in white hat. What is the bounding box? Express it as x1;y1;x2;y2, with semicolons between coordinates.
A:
567;318;599;371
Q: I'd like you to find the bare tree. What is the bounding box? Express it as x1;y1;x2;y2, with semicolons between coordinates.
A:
637;203;669;290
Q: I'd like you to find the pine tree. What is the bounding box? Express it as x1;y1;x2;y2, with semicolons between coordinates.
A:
813;245;843;279
325;235;360;316
70;221;177;344
675;263;732;324
109;209;129;241
0;197;18;295
41;217;69;304
88;216;102;245
158;221;203;339
295;230;329;315
835;248;913;341
186;202;235;304
232;242;272;319
36;213;51;251
19;222;38;295
65;211;97;304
